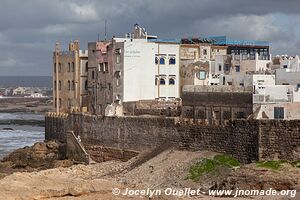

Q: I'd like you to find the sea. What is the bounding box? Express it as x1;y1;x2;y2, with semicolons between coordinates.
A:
0;76;52;88
0;113;44;159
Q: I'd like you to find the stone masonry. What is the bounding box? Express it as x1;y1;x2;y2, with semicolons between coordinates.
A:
45;112;300;163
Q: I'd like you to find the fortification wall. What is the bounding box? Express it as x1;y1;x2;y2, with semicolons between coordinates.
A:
45;113;300;163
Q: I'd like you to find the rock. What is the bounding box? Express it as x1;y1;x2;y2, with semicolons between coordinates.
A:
0;140;72;178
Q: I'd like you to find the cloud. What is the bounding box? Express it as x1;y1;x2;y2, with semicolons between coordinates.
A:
0;57;17;67
0;0;299;75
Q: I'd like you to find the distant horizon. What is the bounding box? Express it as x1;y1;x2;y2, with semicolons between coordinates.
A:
0;75;51;77
0;76;52;88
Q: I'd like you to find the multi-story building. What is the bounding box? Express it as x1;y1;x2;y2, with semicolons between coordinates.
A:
208;36;270;56
53;40;88;113
179;38;220;91
275;55;300;85
88;24;180;115
87;41;113;114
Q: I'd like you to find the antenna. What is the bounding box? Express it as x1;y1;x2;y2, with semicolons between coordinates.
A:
105;19;107;41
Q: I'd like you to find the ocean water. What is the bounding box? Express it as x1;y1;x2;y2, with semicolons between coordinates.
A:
0;113;45;159
0;76;52;88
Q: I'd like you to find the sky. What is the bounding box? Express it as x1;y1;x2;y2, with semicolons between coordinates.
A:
0;0;299;76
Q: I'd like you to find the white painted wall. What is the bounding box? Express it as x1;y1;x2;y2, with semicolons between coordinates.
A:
121;39;180;101
123;39;156;102
219;74;275;88
276;68;300;85
154;43;180;99
280;55;300;71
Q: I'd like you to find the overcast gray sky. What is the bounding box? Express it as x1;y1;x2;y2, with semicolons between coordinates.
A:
0;0;299;76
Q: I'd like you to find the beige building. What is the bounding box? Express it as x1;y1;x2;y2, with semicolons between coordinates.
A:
210;45;227;60
53;40;88;113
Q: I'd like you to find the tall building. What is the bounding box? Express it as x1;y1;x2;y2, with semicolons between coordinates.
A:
87;24;180;115
53;40;88;113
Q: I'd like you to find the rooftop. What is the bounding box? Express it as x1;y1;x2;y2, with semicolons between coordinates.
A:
206;36;269;47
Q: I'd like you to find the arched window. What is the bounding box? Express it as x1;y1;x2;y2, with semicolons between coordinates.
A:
68;80;71;90
159;57;165;65
72;80;75;90
71;62;75;72
85;80;88;90
160;78;166;85
68;63;71;72
155;57;158;64
58;63;62;72
54;63;56;73
169;57;176;65
85;62;88;72
169;78;175;85
58;81;62;90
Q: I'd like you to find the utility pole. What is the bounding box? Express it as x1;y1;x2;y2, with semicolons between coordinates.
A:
104;19;107;41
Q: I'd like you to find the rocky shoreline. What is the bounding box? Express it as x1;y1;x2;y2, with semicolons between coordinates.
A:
0;141;73;179
0;141;299;199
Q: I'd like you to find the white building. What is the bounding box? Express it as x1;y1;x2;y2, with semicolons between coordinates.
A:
219;74;275;88
114;36;180;102
275;55;300;86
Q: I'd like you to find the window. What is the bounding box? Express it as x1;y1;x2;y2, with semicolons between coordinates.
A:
203;49;207;55
218;65;222;71
283;65;288;69
169;57;176;65
98;63;103;72
58;63;62;72
155;57;158;64
114;71;121;78
72;80;75;90
224;64;230;71
198;71;206;80
116;55;120;64
236;112;245;119
54;81;56;90
59;81;62;90
169;78;175;85
68;63;71;72
155;77;158;85
274;107;284;119
85;62;88;72
59;98;62;108
92;71;95;79
159;57;165;65
68;80;71;90
159;78;166;85
103;62;108;72
71;62;75;72
54;63;56;73
235;65;240;72
85;80;88;90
